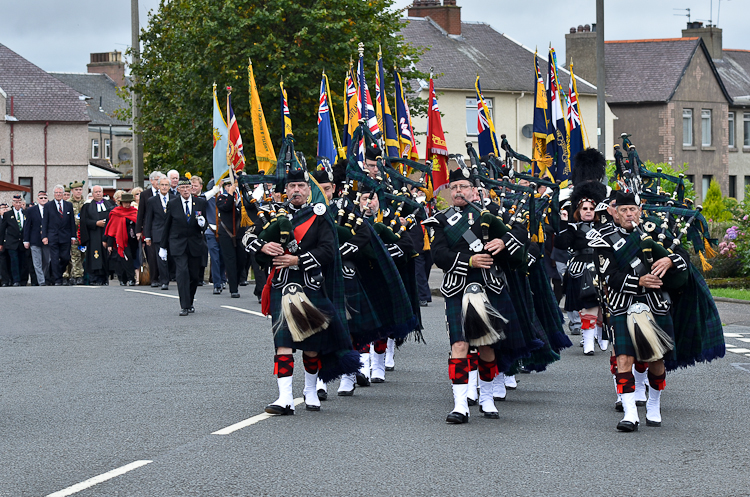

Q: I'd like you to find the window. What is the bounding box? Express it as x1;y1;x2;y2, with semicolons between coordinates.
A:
687;174;695;187
18;177;32;205
729;176;737;198
745;176;750;189
701;109;711;146
466;97;493;136
91;139;100;159
683;109;693;146
104;139;111;160
729;112;735;147
702;175;713;200
744;113;750;147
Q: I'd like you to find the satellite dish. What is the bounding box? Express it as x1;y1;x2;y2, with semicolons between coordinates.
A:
521;124;533;139
118;147;132;162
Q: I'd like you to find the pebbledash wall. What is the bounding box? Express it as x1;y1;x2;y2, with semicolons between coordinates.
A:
0;118;89;199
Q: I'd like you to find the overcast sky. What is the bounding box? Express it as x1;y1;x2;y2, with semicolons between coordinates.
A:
1;0;746;74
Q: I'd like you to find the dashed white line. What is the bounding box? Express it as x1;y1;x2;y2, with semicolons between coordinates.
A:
736;338;750;343
124;289;179;299
212;398;305;435
221;305;267;318
728;348;750;354
46;460;152;497
724;333;744;338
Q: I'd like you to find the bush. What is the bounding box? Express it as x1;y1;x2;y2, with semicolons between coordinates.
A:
702;179;731;222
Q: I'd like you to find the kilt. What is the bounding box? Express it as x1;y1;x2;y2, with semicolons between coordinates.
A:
610;309;676;361
344;273;383;349
444;272;532;373
529;261;572;352
563;272;599;312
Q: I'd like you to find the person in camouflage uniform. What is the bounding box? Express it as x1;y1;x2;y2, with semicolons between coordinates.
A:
64;181;86;285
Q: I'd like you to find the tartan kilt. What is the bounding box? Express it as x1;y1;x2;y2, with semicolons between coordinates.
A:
444;272;529;373
610;310;676;361
269;273;349;355
563;272;599;312
344;273;383;349
529;261;572;352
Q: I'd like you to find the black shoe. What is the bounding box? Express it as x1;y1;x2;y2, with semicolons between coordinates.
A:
636;400;647;407
188;306;195;313
257;297;262;304
179;308;189;316
518;366;531;374
13;282;21;287
151;282;160;288
119;280;127;286
239;280;249;286
62;280;69;286
197;281;204;286
337;388;355;396
419;300;429;307
355;372;370;387
69;278;76;286
128;280;136;286
467;398;478;406
493;395;506;402
615;401;623;412
265;404;294;415
385;366;394;371
213;287;222;295
584;351;594;356
645;418;661;427
76;277;83;285
305;404;320;411
161;284;169;290
231;293;240;298
446;411;469;424
1;283;8;287
221;282;227;289
479;406;500;419
317;389;328;401
616;420;639;432
371;377;384;383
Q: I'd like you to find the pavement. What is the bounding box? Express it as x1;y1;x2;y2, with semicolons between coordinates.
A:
1;278;750;496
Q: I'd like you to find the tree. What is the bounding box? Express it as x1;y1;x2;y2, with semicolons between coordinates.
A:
702;178;731;222
130;0;425;178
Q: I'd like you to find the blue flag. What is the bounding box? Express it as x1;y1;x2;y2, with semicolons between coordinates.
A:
376;52;399;158
547;48;570;182
475;76;500;157
317;75;337;167
567;66;585;180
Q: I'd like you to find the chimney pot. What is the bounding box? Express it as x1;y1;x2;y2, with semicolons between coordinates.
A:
577;25;584;32
570;27;576;34
583;24;591;32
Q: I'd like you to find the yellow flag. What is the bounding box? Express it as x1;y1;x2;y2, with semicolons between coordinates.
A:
248;60;277;174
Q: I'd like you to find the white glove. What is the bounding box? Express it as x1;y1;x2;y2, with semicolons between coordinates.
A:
205;184;222;200
196;215;206;228
159;247;168;260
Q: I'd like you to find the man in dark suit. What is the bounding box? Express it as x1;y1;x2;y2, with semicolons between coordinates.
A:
42;184;77;286
80;186;115;285
143;176;173;289
136;171;163;239
0;194;30;286
23;190;51;285
0;203;11;286
160;176;208;316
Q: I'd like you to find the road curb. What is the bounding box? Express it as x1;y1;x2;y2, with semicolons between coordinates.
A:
713;297;750;305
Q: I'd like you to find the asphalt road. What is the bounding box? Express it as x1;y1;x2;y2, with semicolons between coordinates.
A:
1;283;749;496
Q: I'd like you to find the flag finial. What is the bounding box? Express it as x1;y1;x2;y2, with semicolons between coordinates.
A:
226;86;232;94
358;42;364;57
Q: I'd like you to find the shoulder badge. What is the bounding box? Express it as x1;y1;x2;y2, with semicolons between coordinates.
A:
313;203;326;216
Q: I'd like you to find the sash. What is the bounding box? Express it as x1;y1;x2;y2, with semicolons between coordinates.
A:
606;229;645;275
442;204;483;251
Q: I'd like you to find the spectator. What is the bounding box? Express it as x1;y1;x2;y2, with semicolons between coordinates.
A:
23;191;51;286
105;192;139;286
41;185;76;286
0;194;30;286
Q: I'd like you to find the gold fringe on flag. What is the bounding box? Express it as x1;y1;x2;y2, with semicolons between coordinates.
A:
240;201;253;227
699;251;713;272
704;238;718;258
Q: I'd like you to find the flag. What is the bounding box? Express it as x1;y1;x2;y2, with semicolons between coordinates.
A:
375;48;399;158
212;84;229;182
474;76;500;157
343;64;358;151
393;69;419;160
357;49;381;139
317;74;337;167
426;76;449;192
226;90;246;173
567;62;585;178
280;80;292;138
248;60;277;174
323;72;346;160
532;52;553;178
547;47;570;183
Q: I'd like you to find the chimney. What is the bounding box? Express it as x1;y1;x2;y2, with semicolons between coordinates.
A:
408;0;462;36
682;22;723;60
87;51;126;86
565;23;597;83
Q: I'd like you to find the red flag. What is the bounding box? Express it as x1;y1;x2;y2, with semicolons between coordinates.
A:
227;90;246;173
426;78;449;191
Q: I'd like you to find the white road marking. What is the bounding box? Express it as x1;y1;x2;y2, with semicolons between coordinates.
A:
212;398;305;435
46;460;152;497
221;305;267;318
124;289;179;299
723;333;744;338
736;338;750;343
728;348;750;354
725;344;737;348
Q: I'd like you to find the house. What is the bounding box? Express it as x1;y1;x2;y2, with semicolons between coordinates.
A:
400;0;616;174
567;22;750;201
52;51;132;190
0;43;90;204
